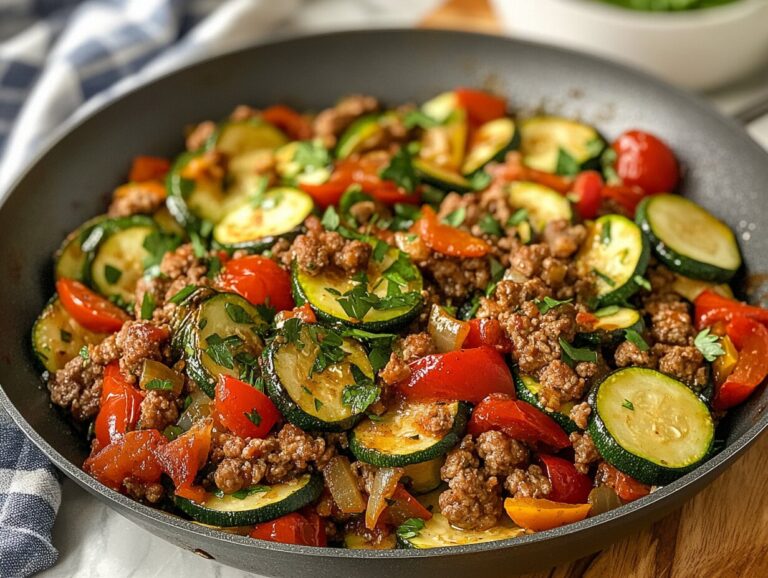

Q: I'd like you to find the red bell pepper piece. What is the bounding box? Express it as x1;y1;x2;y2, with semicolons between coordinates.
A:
156;419;213;501
539;454;592;504
413;205;491;258
713;318;768;410
601;184;648;217
489;152;572;194
462;318;511;352
216;255;294;312
129;156;170;182
261;105;312;141
57;278;130;333
278;303;317;324
596;462;650;503
455;88;507;125
214;375;281;439
83;430;166;491
397;346;515;404
94;362;144;447
468;394;570;450
249;511;326;546
571;170;603;220
695;290;768;331
382;484;433;527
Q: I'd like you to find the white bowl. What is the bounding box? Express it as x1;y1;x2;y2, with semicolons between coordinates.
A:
491;0;768;91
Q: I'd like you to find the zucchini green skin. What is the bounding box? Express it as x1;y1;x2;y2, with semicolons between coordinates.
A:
349;401;470;467
336;114;384;159
166;150;202;232
575;307;645;348
174;474;323;527
461;117;519;176
412;159;472;193
54;215;110;282
588;368;715;486
636;195;741;283
519;116;605;175
513;372;579;434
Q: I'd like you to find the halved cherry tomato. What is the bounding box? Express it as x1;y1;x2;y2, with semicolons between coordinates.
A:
397;346;515;404
216;255;294;312
595;462;650;503
539;455;592;504
695;289;768;331
83;429;166;491
455;88;507;125
600;184;648;216
214;375;281;439
128;156;170;182
156;419;213;502
94;362;144;447
56;278;130;333
611;130;679;194
413;205;490;258
382;484;432;527
249;511;326;547
504;497;591;531
261;105;312;141
571;170;603;220
463;318;511;352
713;317;768;410
468;394;570;450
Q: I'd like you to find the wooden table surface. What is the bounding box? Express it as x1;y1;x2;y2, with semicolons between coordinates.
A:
418;2;768;576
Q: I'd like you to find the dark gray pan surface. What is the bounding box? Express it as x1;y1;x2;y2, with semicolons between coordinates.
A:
0;29;766;577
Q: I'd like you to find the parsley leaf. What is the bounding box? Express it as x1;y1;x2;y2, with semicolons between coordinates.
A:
307;325;347;376
142;230;182;272
600;220;612;245
559;338;597;364
294;140;331;172
594;305;620;318
221;485;271;500
507;208;529;226
140;292;155;320
396;518;426;540
255;302;277;325
695;328;725;362
282;318;303;347
380;147;418;193
79;346;89;362
441;207;466;228
403;109;441;130
625;328;649;352
144;379;174;391
470;170;492;191
168;284;197;305
478;213;503;237
601;147;621;185
225;302;254;324
244;409;262;427
205;333;235;370
634;275;652;291
321;205;340;231
622;399;635;411
104;264;122;285
163;425;183;441
555;148;580;177
373;239;390;263
341;365;380;414
535;296;573;315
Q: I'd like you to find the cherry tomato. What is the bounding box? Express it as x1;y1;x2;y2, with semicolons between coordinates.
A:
94;362;143;447
216;255;294;312
455;88;507;125
413;205;491;258
611;130;679;194
463;318;511;352
56;278;130;333
249;512;326;546
713;318;768;411
539;455;592;504
83;430;166;491
214;375;281;439
156;419;213;501
694;289;768;331
128;156;170;182
600;184;648;217
261;105;312;141
571;170;603;220
595;462;650;503
468;394;570;450
397;346;515;404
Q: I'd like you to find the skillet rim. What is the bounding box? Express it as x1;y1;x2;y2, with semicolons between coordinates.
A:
1;26;767;561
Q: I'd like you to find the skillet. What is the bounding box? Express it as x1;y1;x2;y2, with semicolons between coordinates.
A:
0;29;766;577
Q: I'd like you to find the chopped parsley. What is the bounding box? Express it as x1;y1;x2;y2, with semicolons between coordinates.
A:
592;268;616;287
555;147;580;177
441;207;466;228
255;302;277;325
380;147;418;193
470;170;492;191
306;325;347;376
559;338;598;365
601;147;621;185
625;328;649;352
79;346;89;362
206;255;222;279
214;485;271;500
140;292;155;320
600;220;612;245
396;518;426;540
372;239;390;263
341;365;380;414
314;398;324;412
104;264;122;285
321;205;340;231
142;230;182;273
478;213;503;237
507;208;529;226
594;305;620;318
294;140;331;173
204;333;235;370
535;296;573;315
163;425;183;441
59;330;72;343
342;328;396;373
403;109;441;130
622;399;635;411
225;302;254;324
168;284;197;305
244;409;262;427
694;328;725;362
144;379;174;391
282;317;303;347
634;275;652;291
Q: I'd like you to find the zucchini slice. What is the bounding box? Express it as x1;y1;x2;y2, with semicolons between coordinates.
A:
275;141;332;188
588;368;714;485
336;113;400;159
175;474;323;527
397;491;524;549
182;291;269;397
349;400;469;467
403;457;444;495
461;117;518;175
418;108;468;173
291;246;423;332
670;274;733;303
576;214;650;307
89;218;159;305
32;297;108;373
263;323;375;432
519;116;604;175
577;306;645;347
206;118;288;157
212;187;313;251
344;532;397;550
507;181;573;232
54;215;109;282
412;159;471;192
636;194;741;283
514;373;578;434
421;91;459;123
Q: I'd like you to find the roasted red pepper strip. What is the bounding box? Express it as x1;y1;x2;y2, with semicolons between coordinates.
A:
596;462;650;503
83;430;166;491
249;512;326;546
216;255;294;312
261;105;312;141
94;362;144;447
539;455;592;504
57;278;130;333
156;419;213;501
571;170;603;220
455;88;507;125
462;318;511;352
214;376;281;439
382;484;433;527
695;290;768;330
128;156;170;182
468;394;570;450
397;346;516;404
713;318;768;410
413;205;491;258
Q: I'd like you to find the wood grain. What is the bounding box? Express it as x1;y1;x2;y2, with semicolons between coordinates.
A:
419;1;768;576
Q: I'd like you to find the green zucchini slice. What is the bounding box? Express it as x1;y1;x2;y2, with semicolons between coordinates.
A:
349;400;469;467
89;218;159;305
577;306;645;347
461;117;518;175
418;107;468;174
519;116;604;174
336;113;398;159
403;457;444;495
263;323;375;432
412;159;471;192
636;194;741;283
344;532;397;550
507;181;573;232
421;91;459;123
397;491;524;549
576;214;650;307
212;187;313;251
514;373;578;434
32;297;108;373
54;215;109;282
175;474;323;527
291;246;423;332
206;118;288;157
182;291;269;397
275;141;332;188
588;368;714;485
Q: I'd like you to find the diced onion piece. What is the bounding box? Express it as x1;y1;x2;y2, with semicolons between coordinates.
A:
587;486;622;517
365;467;402;530
428;304;470;353
177;389;212;432
324;456;366;514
